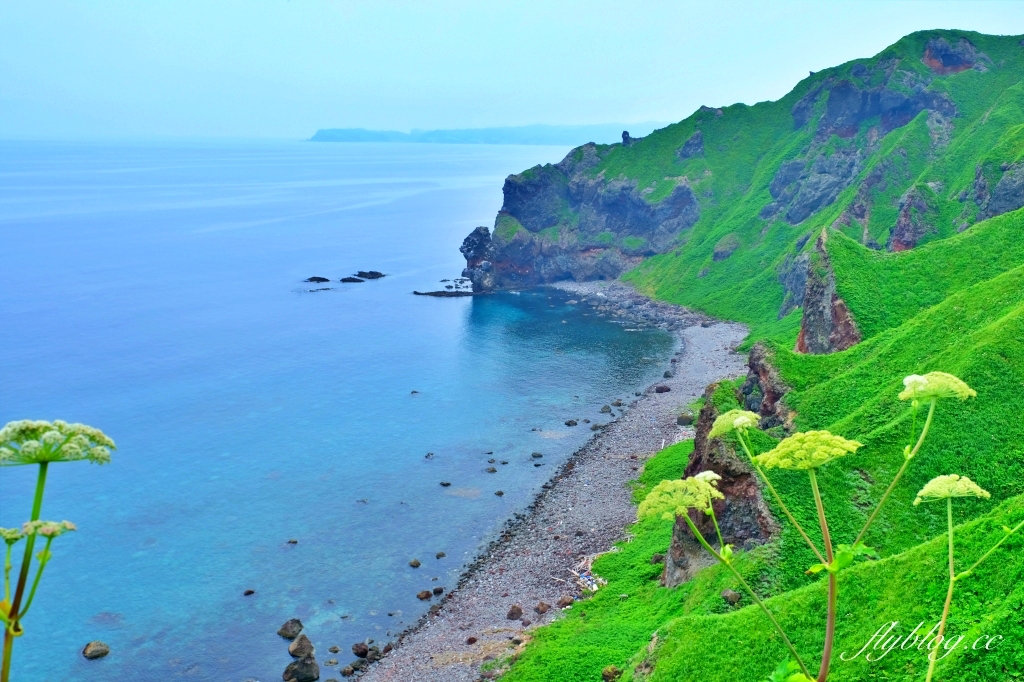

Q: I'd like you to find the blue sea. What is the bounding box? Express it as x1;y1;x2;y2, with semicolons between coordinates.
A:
0;140;674;681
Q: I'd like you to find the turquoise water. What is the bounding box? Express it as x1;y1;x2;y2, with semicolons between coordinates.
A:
0;140;674;681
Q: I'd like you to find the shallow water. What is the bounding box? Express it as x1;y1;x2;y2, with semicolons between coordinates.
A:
0;140;674;681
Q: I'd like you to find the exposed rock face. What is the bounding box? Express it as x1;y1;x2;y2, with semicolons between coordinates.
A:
979;162;1024;220
740;343;795;430
462;143;700;291
289;635;314;658
888;186;938;251
278;619;304;640
922;37;992;74
795;232;862;354
777;250;809;318
761;147;864;224
662;383;779;588
676;130;704;160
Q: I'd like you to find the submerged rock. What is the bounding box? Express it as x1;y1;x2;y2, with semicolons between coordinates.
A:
305;276;330;283
352;642;369;658
356;271;385;279
340;277;365;283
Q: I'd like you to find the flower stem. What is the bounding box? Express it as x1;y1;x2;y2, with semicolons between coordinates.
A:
854;399;936;546
683;514;811;679
736;432;826;564
956;519;1024;580
925;498;957;682
18;538;53;620
808;469;836;682
1;462;48;682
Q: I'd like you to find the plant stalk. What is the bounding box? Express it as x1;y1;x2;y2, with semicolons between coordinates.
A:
683;513;811;679
925;498;956;682
854;399;936;546
809;469;836;682
737;432;826;564
1;462;49;682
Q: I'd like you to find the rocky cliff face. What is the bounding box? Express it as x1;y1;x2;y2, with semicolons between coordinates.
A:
795;231;862;354
462;142;700;291
662;381;780;588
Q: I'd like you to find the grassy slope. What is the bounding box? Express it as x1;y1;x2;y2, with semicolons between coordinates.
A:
498;29;1024;682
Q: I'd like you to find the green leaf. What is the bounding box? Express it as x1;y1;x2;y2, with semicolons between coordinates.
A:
806;563;828;575
720;544;734;563
765;660;812;682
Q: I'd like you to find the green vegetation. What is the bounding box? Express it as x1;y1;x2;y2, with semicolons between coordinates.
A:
0;420;115;682
499;28;1024;682
495;213;528;242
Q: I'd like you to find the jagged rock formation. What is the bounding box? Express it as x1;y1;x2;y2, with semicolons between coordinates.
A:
795;231;862;354
662;382;780;588
888;185;938;251
979;162;1024;220
740;343;795;430
462;143;700;290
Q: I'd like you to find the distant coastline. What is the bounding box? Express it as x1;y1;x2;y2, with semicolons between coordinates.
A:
309;122;668;145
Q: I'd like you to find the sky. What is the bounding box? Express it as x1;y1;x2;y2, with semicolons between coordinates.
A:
2;0;1023;140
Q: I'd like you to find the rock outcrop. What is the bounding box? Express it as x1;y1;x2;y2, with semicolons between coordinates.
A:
795;231;862;354
740;343;795;430
979;162;1024;220
662;383;779;587
888;185;938;251
462;143;700;291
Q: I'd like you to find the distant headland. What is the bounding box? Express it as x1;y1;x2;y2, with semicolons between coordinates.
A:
309;123;668;146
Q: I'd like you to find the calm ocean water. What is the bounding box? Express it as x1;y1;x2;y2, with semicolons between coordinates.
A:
0;140;674;681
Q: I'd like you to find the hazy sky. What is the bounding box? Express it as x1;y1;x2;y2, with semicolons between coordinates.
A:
2;1;1023;139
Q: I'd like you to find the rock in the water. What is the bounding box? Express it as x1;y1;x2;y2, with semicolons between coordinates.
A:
328;646;340;653
557;595;574;608
366;645;382;662
564;419;577;426
599;404;612;413
432;586;444;595
436;551;446;559
663;371;673;378
494;490;504;496
340;277;364;283
485;466;497;473
350;658;367;670
534;602;550;614
356;271;385;279
325;658;338;666
531;452;543;459
244;589;255;596
417;590;432;600
289;634;314;657
283;653;319;682
611;399;623;407
352;642;369;658
439;481;451;487
82;641;110;660
278;618;304;640
721;589;742;605
305;276;330;283
409;559;421;568
654;385;670;393
341;666;354;677
602;665;623;681
506;605;523;620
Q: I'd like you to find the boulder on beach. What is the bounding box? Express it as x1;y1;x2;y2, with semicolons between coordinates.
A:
506;604;523;620
82;641;110;660
283;653;319;682
352;641;369;658
676;412;694;426
534;601;551;614
557;595;574;608
278;618;304;639
654;385;670;393
289;634;314;658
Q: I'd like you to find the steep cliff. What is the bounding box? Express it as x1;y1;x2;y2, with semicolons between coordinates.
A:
461;30;1024;357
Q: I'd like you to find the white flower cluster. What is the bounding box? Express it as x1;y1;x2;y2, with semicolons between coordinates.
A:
0;419;115;466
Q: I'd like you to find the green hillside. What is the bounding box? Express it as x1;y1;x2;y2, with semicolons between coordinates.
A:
496;29;1024;682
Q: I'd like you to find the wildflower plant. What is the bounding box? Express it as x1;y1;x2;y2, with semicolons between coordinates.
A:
641;370;987;682
0;420;114;682
912;475;1022;682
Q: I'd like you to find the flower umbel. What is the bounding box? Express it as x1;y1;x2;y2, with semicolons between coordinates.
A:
709;409;760;439
898;372;976;402
0;420;115;467
21;521;77;538
754;430;862;471
0;528;24;545
913;475;991;506
638;473;724;521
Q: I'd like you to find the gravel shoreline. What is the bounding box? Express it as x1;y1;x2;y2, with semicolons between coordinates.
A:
360;282;748;682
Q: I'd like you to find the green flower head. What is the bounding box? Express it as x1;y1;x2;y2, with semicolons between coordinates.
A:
0;527;25;545
638;473;724;522
898;372;976;402
913;474;991;506
754;430;862;471
0;420;115;467
21;520;77;538
709;409;760;439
